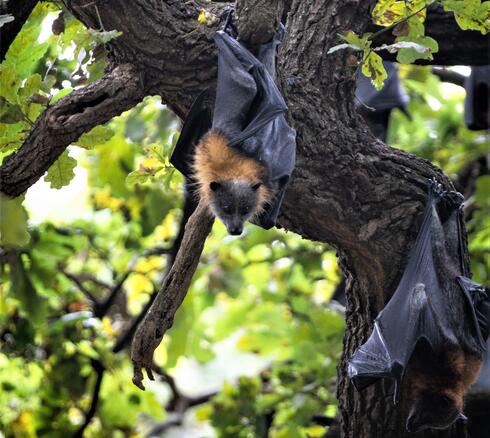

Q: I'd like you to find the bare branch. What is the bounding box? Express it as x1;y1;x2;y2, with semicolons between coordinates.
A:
432;67;466;87
73;359;104;438
131;201;214;390
0;64;144;197
60;267;100;305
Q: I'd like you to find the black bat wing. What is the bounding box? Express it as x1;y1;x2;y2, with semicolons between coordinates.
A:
348;180;487;399
212;27;296;229
170;90;212;178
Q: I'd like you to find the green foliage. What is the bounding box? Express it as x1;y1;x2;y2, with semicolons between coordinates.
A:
329;0;488;88
442;0;490;33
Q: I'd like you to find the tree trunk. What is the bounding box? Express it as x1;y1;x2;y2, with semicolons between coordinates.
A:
1;1;483;437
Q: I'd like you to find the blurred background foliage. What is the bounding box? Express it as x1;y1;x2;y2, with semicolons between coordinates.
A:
0;3;488;438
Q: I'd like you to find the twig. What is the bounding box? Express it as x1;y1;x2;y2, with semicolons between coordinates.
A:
95;270;131;317
73;359;104;438
131;201;214;390
368;1;436;42
61;267;100;304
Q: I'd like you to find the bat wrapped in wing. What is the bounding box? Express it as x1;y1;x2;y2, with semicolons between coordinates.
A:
170;20;296;233
348;179;489;432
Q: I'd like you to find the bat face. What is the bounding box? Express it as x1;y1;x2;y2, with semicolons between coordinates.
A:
406;390;464;432
209;180;261;235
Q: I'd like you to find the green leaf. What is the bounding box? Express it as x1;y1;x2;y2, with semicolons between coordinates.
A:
372;0;406;25
126;170;150;186
361;51;387;90
0;194;30;248
475;175;490;206
372;0;428;26
396;36;438;63
3;4;50;79
0;122;25;152
19;74;43;112
442;0;490;34
341;31;370;50
44;150;77;189
75;125;114;149
51;87;73;104
0;65;20;104
8;254;47;326
0;99;24;124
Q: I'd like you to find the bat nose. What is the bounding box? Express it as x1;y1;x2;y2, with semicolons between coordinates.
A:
229;227;243;236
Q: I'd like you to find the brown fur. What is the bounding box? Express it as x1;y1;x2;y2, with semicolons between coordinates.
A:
192;130;271;214
407;344;483;412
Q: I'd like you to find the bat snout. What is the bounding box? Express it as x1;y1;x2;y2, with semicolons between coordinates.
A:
228;226;243;236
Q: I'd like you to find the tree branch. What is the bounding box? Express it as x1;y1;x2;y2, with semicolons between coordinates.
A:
73;359;104;438
60;267;100;305
0;64;144;197
131;201;214;390
235;0;284;44
95;270;131;318
432;67;466;87
113;187;198;354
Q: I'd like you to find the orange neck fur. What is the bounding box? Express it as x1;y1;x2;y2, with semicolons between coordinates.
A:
192;130;271;212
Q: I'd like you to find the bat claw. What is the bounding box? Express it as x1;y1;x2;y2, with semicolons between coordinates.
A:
132;364;146;391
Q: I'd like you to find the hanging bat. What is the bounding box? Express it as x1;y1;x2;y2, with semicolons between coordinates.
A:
170;20;296;235
348;179;490;432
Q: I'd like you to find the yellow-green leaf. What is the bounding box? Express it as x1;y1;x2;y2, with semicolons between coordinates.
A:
361;51;387;90
44;150;77;189
75;125;114;149
0;194;30;248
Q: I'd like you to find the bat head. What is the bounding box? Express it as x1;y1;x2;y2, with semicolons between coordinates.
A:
406;390;466;433
209;180;262;235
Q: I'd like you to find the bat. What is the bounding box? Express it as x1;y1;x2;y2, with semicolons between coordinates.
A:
348;179;490;432
170;18;296;232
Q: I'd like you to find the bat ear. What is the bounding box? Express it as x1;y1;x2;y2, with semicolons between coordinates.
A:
252;182;261;191
210;181;221;191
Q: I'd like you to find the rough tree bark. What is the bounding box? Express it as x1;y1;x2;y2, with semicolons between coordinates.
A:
1;1;487;437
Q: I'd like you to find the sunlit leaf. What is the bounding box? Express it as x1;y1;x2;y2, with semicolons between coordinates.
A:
44;149;77;189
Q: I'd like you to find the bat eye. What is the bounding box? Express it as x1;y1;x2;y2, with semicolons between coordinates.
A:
439;395;453;407
240;208;249;215
222;206;232;214
210;181;221;191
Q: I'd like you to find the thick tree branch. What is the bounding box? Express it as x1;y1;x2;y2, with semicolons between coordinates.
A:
235;0;284;44
131;201;214;390
0;64;144;197
113;187;198;354
432;67;466;87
